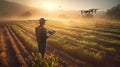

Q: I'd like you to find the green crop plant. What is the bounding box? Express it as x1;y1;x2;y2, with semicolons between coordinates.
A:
47;36;104;64
31;52;58;67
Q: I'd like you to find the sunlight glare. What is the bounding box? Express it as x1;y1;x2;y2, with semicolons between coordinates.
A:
41;2;58;11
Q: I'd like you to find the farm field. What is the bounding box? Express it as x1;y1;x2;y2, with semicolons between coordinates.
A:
0;18;120;67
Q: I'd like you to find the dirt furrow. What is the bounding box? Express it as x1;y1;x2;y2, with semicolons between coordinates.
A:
11;25;35;54
7;26;33;66
0;29;8;67
2;27;21;67
5;27;28;67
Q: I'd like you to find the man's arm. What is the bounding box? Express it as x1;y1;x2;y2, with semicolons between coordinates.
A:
41;28;48;40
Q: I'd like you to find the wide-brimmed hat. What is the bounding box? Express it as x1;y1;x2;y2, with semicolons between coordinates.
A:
39;18;47;22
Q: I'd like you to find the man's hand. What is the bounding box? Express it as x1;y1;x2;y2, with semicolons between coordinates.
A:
47;30;56;37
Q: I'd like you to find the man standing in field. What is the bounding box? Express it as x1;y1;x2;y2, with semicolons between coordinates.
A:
35;18;55;58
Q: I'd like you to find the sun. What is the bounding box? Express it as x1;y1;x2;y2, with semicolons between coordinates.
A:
41;2;58;10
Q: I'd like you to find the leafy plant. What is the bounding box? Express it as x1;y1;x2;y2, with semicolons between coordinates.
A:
31;52;58;67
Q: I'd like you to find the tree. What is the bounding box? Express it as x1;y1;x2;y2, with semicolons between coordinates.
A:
21;11;32;17
106;4;120;20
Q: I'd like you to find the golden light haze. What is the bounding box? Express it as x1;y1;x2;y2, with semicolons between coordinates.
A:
7;0;120;11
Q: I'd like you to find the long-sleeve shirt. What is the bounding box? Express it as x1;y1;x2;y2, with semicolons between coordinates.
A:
35;25;47;43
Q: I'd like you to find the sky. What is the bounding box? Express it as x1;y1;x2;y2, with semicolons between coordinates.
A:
7;0;120;11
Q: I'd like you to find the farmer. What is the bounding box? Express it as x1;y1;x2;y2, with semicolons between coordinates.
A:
35;18;55;58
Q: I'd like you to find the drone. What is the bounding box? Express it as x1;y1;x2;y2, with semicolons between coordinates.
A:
80;9;99;15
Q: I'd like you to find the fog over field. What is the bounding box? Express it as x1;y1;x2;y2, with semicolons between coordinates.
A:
0;0;120;67
0;0;107;21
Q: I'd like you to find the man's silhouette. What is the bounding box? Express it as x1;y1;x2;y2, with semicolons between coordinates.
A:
35;18;55;58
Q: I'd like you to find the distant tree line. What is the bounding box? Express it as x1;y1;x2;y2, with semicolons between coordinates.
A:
21;11;32;17
106;4;120;20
